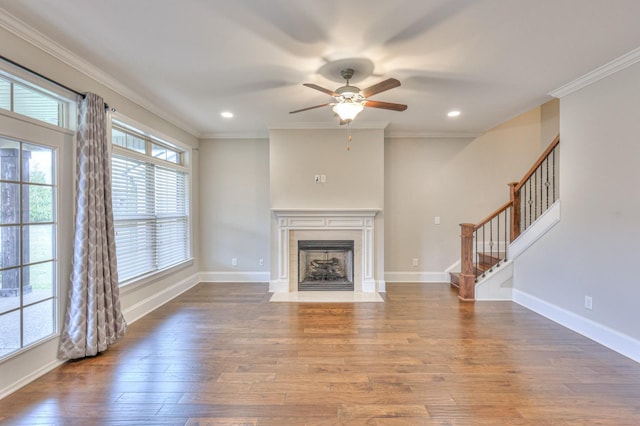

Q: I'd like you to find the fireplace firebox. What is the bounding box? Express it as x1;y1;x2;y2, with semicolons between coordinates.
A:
298;240;354;291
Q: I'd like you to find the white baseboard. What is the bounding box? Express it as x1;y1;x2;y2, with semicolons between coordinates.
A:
514;289;640;364
384;271;449;283
200;271;270;283
0;358;65;400
123;273;200;324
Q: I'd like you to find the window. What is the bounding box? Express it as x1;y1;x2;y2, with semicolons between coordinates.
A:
0;138;57;358
0;73;67;127
111;123;190;284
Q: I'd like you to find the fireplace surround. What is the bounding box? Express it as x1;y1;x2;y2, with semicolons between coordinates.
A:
270;209;380;293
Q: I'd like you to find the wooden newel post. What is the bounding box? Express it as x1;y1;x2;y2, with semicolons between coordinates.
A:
459;223;475;301
509;182;520;241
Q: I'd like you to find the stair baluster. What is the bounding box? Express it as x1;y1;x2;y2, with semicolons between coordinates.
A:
452;135;560;301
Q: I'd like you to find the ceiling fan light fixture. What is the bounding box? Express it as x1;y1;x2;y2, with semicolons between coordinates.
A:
336;85;360;99
333;100;364;122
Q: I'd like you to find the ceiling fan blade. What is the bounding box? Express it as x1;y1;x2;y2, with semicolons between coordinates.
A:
303;83;338;97
364;100;408;111
289;103;330;114
360;78;401;98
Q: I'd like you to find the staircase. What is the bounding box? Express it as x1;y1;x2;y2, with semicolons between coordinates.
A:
451;135;560;301
450;252;504;289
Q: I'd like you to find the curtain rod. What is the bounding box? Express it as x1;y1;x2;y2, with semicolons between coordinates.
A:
0;54;113;111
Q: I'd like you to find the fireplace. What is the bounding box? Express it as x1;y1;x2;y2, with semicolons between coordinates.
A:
298;240;354;291
270;209;382;293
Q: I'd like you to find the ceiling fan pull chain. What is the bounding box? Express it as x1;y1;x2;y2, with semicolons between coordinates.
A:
347;123;352;152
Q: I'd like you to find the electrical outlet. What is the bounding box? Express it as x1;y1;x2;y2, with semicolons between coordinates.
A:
585;296;593;310
412;258;419;267
232;258;238;266
258;258;264;266
435;216;441;225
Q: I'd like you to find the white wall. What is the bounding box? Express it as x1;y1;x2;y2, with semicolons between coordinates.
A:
199;138;270;280
0;24;201;397
384;107;546;277
514;61;640;349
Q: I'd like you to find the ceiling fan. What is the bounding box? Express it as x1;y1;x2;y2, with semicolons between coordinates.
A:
290;68;407;123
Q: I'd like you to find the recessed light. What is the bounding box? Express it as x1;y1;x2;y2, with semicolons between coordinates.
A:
448;110;461;117
221;111;234;118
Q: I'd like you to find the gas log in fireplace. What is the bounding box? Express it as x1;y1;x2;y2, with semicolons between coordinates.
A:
298;240;354;291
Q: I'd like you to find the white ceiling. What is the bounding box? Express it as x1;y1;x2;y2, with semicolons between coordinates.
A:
2;0;640;138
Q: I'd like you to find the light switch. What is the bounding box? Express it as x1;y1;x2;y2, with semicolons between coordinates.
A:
435;216;441;225
320;174;326;183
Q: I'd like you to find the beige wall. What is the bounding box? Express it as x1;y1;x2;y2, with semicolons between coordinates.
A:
384;106;547;275
515;61;640;343
269;128;384;209
269;128;386;283
201;110;553;285
199;138;271;274
541;98;560;149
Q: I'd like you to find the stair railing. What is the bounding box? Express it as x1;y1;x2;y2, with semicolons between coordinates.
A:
458;135;560;301
510;135;560;238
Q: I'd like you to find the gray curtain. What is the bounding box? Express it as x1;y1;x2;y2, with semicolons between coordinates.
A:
58;93;126;360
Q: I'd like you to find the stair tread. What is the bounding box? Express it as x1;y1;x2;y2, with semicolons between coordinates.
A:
449;257;505;286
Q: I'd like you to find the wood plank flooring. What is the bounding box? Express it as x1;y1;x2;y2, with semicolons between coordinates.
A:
1;283;639;425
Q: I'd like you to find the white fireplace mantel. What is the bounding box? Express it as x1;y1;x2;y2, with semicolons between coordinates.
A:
270;208;380;293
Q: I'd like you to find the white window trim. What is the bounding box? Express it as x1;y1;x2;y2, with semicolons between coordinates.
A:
0;118;66;363
109;113;193;288
0;59;79;131
110;112;192;163
0;108;75;136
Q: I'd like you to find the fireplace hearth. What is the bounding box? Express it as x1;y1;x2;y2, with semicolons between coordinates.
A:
298;240;354;291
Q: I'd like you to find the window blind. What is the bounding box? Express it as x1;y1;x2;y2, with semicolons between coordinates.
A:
111;142;189;283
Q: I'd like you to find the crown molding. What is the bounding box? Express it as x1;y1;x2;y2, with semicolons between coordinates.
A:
549;46;640;98
202;127;481;140
268;121;390;131
385;131;481;139
0;9;200;138
200;131;269;140
206;121;391;139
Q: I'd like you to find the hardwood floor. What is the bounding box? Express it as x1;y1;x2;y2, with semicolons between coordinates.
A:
1;283;639;425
